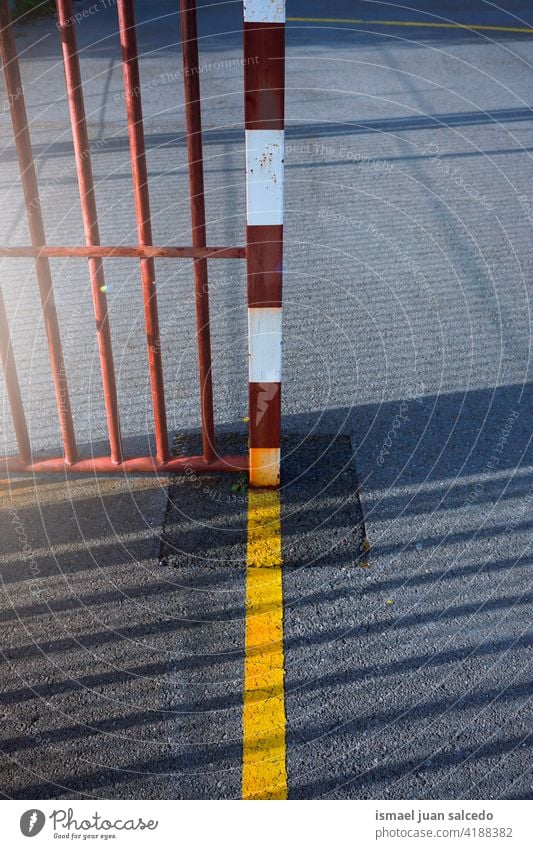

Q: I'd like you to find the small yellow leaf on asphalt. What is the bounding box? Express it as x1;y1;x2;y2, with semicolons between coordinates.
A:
386;599;394;605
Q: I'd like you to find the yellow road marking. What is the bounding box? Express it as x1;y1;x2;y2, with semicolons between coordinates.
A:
242;488;287;800
288;17;533;35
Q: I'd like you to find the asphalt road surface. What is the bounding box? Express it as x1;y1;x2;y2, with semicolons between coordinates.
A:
0;0;531;799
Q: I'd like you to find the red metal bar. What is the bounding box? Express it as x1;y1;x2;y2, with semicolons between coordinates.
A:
117;0;169;464
0;0;78;464
57;0;123;464
179;0;216;463
0;285;31;464
1;453;248;475
0;245;246;259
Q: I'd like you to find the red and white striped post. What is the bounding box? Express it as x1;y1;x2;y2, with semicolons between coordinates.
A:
243;0;285;488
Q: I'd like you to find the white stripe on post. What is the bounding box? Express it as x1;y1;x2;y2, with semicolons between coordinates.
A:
248;307;282;382
243;0;286;23
245;129;284;225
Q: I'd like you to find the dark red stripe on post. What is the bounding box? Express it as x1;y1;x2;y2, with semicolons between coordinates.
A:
246;225;283;308
0;0;78;465
117;0;169;464
249;382;281;448
57;0;123;465
243;23;285;129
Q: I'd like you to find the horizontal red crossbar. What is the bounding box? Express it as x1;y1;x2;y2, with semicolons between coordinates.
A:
0;245;246;259
1;454;248;474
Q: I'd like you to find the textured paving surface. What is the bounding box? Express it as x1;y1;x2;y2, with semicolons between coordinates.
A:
0;0;532;799
0;469;178;798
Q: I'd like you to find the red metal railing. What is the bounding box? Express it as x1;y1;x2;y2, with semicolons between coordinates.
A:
0;0;249;476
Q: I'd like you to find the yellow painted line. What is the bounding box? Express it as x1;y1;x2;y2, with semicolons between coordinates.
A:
242;488;287;800
289;16;365;25
288;17;533;35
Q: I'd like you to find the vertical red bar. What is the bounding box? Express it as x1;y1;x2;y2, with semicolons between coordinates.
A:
56;0;123;465
0;284;31;464
179;0;215;463
116;0;169;464
0;0;78;464
243;1;285;487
